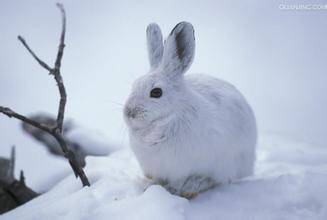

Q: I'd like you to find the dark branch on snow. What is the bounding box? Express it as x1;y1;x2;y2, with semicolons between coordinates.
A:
0;3;90;187
53;3;67;132
0;107;52;133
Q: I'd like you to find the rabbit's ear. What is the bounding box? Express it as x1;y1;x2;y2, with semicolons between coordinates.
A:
161;22;195;78
146;23;164;69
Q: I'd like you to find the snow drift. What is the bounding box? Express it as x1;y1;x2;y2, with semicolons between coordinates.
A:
2;133;327;220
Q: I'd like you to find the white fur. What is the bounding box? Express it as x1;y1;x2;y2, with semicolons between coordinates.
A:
124;22;257;195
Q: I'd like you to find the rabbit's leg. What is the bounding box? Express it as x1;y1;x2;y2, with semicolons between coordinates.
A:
162;175;217;199
144;175;217;199
141;176;172;193
179;175;218;199
138;174;157;192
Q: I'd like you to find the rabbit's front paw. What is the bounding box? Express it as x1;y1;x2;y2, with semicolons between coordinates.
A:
179;191;199;199
137;175;156;192
163;175;218;199
181;175;217;195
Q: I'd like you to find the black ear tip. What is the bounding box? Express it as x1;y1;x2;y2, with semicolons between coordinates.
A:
178;21;194;29
170;21;194;35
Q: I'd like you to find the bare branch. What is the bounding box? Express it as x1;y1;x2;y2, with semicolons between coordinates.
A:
53;3;67;132
0;107;90;187
0;3;90;187
17;36;53;72
51;131;90;184
19;170;25;184
54;3;66;71
0;107;52;133
8;146;15;180
17;3;67;132
54;72;66;132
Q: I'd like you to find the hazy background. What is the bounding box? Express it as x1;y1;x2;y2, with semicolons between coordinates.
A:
1;0;327;189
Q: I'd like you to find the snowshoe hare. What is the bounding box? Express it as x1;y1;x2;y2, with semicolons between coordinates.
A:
124;22;257;199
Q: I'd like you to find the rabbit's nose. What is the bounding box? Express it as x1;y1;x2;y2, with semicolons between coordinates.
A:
125;106;138;119
125;106;145;119
127;108;136;119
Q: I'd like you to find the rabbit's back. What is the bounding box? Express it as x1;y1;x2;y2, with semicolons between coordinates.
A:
186;74;254;122
186;74;244;105
185;73;257;179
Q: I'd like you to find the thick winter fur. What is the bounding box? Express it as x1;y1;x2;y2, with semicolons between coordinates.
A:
124;22;257;197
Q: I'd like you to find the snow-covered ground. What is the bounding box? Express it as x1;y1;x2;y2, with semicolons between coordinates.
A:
2;133;327;220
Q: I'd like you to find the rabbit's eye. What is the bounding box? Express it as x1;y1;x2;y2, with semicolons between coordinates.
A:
150;88;162;98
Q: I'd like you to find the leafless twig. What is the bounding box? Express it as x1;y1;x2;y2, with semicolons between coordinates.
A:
53;3;67;132
0;3;90;187
17;36;53;72
8;146;15;180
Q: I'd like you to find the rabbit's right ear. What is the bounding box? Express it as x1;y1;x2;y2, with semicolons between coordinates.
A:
161;22;195;79
146;23;164;69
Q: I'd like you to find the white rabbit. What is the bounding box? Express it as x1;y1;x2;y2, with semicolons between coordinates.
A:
124;22;257;198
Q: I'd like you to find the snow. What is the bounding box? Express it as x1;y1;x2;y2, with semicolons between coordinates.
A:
66;126;121;156
2;133;327;220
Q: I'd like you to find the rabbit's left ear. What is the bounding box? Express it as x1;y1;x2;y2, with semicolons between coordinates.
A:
161;22;195;78
147;23;164;69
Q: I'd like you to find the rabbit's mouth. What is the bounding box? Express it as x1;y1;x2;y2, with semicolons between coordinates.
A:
131;118;169;145
126;113;166;130
149;114;166;125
